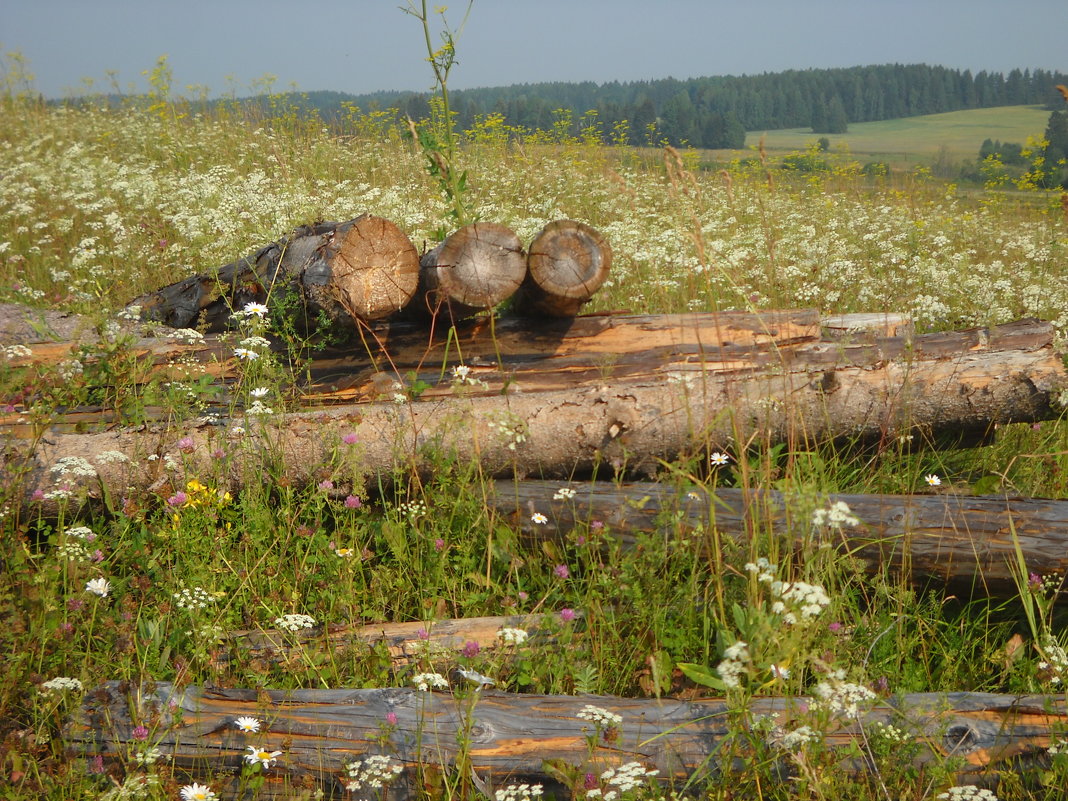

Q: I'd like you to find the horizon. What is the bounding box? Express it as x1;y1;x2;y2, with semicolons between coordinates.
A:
2;0;1066;101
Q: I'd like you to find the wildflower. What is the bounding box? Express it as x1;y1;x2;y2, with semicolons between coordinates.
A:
318;479;334;491
135;746;164;765
925;473;942;486
553;486;577;500
554;564;570;579
559;607;576;622
461;640;480;658
342;432;359;445
455;667;495;687
167;491;188;507
936;787;998;801
411;672;449;691
66;525;96;541
709;451;730;466
245;400;274;416
577;704;623;728
531;512;548;525
345;754;404;791
495;784;544;801
132;725;149;741
777;724;820;751
243;745;282;768
599;762;659;794
769;664;791;680
433;537;445;551
234;716;261;733
180;784;219;801
250;387;270;398
41;677;83;694
50;456;96;479
717;640;750;689
85;577;111;597
241;302;269;318
233;347;259;360
811;670;877;717
451;364;471;382
344;494;361;508
274;614;317;632
811;500;860;528
177;436;195;453
334;547;355;558
497;627;529;646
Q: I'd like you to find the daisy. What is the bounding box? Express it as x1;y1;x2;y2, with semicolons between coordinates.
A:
233;716;261;733
925;474;942;486
531;512;548;525
244;745;282;768
709;452;730;466
234;347;259;361
242;302;269;317
85;577;111;597
180;784;218;801
249;387;270;398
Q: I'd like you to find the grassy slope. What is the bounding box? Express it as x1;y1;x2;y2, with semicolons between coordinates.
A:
737;104;1053;165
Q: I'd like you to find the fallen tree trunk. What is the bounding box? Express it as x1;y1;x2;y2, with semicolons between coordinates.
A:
219;614;570;669
410;222;527;319
129;214;420;330
68;681;1066;798
512;220;612;317
6;317;1065;514
489;480;1068;595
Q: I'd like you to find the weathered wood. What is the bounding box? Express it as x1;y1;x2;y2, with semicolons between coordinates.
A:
220;614;569;668
68;682;1067;798
129;214;419;330
513;220;612;317
489;480;1068;595
412;222;526;318
7;317;1066;514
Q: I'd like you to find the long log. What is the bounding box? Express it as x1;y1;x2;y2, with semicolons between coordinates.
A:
6;317;1065;513
411;222;527;319
488;480;1068;595
67;681;1066;798
129;214;420;330
512;220;612;317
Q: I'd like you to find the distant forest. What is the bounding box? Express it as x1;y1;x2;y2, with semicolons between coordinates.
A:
278;64;1068;149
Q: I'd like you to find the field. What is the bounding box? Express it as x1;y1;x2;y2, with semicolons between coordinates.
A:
736;105;1054;168
2;85;1068;801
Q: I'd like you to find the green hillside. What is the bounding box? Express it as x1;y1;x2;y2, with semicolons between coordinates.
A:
742;104;1052;165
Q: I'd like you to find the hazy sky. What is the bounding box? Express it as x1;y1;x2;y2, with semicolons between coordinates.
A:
3;0;1066;99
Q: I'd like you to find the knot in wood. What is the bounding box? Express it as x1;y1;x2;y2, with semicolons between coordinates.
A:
943;723;981;754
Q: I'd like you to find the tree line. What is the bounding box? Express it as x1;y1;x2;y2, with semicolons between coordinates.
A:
321;63;1068;149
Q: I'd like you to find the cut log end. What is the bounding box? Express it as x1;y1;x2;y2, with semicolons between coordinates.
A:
516;220;612;317
419;222;526;316
328;214;420;321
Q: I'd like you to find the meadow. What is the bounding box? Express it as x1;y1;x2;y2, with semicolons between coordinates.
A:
2;80;1068;801
737;105;1054;170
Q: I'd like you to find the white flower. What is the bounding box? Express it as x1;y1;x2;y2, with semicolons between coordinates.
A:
241;302;269;318
495;783;544;801
451;364;471;381
497;627;529;646
411;672;449;691
233;716;261;733
250;387;270;398
577;704;623;728
345;754;404;791
243;745;282;768
925;473;942;486
553;486;577;500
180;784;218;801
41;677;83;694
769;664;791;680
936;787;999;801
85;577;111;597
709;451;730;466
234;347;259;361
273;613;316;632
531;512;548;525
455;667;495;687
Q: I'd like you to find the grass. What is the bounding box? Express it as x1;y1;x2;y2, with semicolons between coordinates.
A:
1;84;1068;801
733;105;1054;168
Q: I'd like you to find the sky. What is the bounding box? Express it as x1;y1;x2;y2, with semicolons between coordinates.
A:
3;0;1067;100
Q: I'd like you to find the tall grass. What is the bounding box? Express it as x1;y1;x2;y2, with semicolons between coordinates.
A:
1;80;1068;800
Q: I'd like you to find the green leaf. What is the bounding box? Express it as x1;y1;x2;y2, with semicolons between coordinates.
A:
677;661;728;691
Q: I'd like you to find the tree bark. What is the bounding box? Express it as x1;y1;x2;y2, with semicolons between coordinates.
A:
488;480;1068;595
411;223;526;319
128;214;420;330
67;681;1066;799
512;220;612;317
6;318;1065;514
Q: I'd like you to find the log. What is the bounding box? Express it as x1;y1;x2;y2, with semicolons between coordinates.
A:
219;614;572;668
412;222;526;318
67;681;1067;798
7;317;1066;514
512;220;612;317
488;480;1068;595
129;214;420;330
